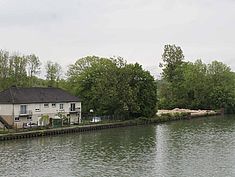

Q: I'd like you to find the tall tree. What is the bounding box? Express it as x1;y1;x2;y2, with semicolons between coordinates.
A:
158;44;185;108
120;63;157;117
45;61;62;87
72;57;119;115
0;50;9;79
180;60;208;109
27;54;41;86
9;54;28;87
160;44;184;82
67;56;100;94
0;50;10;90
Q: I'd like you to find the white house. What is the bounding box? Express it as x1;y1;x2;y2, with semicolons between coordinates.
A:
0;87;81;128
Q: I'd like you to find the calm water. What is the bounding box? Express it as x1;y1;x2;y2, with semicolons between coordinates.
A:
1;115;235;177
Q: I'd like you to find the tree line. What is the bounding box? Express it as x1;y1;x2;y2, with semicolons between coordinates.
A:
158;45;235;113
1;45;235;118
0;51;157;118
0;50;62;90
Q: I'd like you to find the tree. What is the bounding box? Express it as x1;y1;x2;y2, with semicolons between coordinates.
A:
9;54;28;87
120;63;157;117
72;57;120;115
0;49;57;91
158;51;235;113
158;44;185;109
45;61;62;87
67;56;100;94
0;50;9;79
206;61;235;110
27;54;41;86
0;50;10;90
180;60;208;109
160;44;184;82
67;57;157;118
67;56;99;77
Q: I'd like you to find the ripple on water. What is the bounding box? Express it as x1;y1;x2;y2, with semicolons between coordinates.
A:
0;116;235;177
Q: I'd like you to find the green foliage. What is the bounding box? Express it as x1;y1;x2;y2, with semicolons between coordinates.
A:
160;44;184;83
158;45;235;113
0;50;29;89
39;114;49;125
67;56;157;118
158;44;185;109
2;45;235;117
45;61;62;87
0;50;64;91
74;57;120;115
27;54;41;87
120;63;157;117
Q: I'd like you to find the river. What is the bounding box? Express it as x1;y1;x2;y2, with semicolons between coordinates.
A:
0;115;235;177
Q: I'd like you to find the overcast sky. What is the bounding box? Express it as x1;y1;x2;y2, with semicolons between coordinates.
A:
0;0;235;77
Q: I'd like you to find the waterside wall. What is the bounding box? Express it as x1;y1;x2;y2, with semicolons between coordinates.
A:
0;111;221;141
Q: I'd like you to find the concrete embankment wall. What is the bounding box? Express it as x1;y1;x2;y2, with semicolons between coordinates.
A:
0;122;135;141
0;111;221;141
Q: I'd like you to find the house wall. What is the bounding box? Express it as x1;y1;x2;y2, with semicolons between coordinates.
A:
0;104;14;116
0;102;81;128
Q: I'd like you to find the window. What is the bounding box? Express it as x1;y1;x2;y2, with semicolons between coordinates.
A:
20;105;27;114
27;116;32;120
35;108;40;112
52;103;56;108
15;117;19;121
44;103;49;108
70;103;75;111
35;104;41;112
59;104;64;110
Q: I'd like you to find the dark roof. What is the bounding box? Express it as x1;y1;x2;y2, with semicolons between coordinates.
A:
0;87;80;104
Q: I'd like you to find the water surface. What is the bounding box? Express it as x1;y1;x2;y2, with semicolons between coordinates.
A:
0;115;235;177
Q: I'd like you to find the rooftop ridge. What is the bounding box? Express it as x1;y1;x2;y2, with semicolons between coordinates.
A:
0;87;80;104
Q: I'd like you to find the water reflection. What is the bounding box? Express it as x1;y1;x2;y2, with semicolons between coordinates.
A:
1;115;235;177
153;115;235;177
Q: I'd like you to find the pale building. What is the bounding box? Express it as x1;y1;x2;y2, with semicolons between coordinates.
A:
0;87;81;128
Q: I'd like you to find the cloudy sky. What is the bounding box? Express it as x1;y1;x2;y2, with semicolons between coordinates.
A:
0;0;235;77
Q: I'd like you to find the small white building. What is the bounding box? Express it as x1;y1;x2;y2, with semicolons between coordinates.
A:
0;87;81;128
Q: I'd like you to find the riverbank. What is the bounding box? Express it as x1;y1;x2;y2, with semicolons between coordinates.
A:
157;108;218;117
0;110;221;141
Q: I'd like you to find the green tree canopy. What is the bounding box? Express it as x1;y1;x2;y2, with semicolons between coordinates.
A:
158;45;235;112
45;61;62;87
160;44;184;83
67;56;157;118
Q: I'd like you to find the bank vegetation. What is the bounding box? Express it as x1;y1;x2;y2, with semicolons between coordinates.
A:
1;44;235;120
